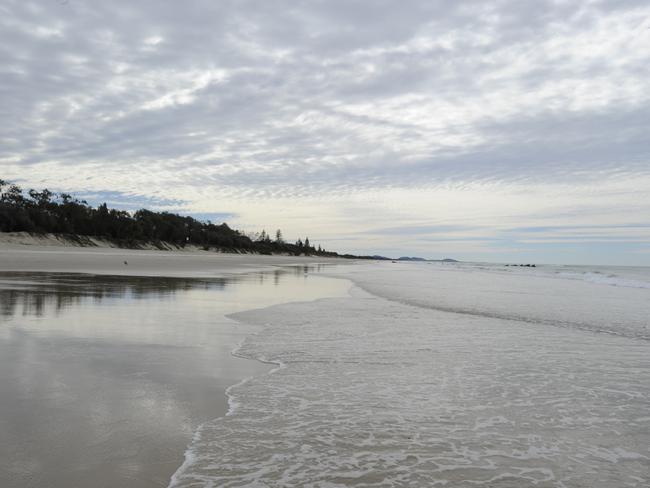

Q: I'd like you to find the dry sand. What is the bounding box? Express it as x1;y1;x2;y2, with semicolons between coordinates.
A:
0;232;350;277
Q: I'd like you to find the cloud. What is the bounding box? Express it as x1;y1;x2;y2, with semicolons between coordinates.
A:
73;190;185;211
1;0;649;263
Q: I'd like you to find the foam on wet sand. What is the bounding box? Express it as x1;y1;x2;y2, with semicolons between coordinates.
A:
170;262;650;487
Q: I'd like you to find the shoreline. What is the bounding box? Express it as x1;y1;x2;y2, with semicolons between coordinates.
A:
170;275;354;488
167;263;650;487
0;249;353;488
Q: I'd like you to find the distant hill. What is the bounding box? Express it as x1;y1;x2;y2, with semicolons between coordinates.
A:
395;257;460;262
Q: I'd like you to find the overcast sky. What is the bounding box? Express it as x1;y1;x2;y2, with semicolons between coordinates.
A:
1;0;649;264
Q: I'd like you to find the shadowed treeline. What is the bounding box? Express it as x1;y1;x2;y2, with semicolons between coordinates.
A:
0;180;354;257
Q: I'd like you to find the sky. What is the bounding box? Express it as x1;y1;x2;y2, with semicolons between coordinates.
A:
1;0;649;265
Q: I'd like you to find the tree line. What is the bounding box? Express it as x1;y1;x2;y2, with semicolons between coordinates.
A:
0;180;339;256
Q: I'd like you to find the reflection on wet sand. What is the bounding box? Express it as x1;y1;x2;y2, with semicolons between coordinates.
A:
0;265;346;488
0;265;326;319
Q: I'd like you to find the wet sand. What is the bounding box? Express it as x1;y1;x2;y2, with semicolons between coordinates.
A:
0;248;352;488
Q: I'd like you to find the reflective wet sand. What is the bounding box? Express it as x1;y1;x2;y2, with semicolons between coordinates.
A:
0;268;350;488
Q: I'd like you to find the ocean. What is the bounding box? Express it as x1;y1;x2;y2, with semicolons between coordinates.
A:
170;261;650;487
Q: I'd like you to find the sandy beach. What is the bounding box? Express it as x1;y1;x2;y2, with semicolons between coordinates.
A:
4;0;649;485
0;234;350;278
2;243;650;487
0;243;352;488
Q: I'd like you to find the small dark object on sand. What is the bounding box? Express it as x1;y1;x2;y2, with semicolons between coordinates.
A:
124;261;128;265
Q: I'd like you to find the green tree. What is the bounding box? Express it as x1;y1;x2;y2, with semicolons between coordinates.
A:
28;189;54;208
1;184;25;206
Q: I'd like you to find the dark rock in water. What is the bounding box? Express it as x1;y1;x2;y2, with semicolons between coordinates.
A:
124;261;128;265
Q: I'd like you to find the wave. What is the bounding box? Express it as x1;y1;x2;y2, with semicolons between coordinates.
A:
448;262;650;290
552;270;650;289
353;283;650;342
168;280;650;487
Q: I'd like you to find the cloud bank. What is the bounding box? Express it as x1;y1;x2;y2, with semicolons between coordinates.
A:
1;0;649;263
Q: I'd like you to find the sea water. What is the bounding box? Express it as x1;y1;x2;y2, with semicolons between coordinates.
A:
170;261;650;487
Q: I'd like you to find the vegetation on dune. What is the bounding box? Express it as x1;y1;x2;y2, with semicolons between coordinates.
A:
0;179;342;256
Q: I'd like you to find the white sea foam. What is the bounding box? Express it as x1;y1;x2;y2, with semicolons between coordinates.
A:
554;269;650;289
447;261;650;290
169;263;650;487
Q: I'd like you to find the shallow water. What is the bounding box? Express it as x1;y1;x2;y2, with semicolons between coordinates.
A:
0;267;350;488
171;262;650;488
345;262;650;340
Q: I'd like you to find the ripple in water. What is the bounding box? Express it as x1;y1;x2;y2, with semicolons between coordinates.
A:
169;278;650;487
